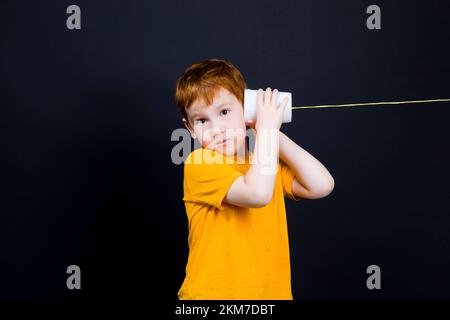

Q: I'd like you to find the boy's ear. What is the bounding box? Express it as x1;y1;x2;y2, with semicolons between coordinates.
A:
182;117;196;139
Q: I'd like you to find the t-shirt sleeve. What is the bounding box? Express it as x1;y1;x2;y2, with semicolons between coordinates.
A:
182;149;244;211
280;159;302;201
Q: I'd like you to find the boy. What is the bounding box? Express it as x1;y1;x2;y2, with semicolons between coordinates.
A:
174;59;335;300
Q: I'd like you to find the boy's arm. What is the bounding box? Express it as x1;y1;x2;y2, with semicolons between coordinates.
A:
279;131;335;199
225;88;287;208
224;128;280;208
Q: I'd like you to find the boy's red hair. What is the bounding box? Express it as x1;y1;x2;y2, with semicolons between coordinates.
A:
175;59;247;124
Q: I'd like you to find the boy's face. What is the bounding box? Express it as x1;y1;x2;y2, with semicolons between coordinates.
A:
183;87;247;158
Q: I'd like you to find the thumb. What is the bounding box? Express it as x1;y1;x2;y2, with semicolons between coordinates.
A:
279;97;289;112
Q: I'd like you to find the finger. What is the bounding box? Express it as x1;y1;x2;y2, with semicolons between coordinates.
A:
257;89;263;109
264;87;272;105
271;89;279;107
278;97;289;112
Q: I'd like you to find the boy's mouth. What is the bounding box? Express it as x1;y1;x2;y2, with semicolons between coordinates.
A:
213;138;230;149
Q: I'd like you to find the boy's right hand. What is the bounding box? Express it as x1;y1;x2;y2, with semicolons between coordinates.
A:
254;88;289;132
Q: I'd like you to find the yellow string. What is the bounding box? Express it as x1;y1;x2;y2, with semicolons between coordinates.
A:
291;98;450;110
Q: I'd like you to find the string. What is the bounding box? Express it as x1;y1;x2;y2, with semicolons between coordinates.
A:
291;98;450;110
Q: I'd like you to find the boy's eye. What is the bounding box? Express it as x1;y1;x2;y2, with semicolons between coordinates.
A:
194;109;230;124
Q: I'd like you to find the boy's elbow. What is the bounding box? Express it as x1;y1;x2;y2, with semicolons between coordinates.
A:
252;189;273;208
316;178;335;198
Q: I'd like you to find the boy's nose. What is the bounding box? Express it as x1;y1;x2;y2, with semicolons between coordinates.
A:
210;121;224;136
211;129;224;140
208;126;225;142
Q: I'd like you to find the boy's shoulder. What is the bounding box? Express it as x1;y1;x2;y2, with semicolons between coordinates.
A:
184;148;230;166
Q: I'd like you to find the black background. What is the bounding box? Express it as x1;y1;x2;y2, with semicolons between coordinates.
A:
1;0;449;306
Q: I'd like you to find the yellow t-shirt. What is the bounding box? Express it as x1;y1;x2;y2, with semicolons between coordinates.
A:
178;147;301;300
